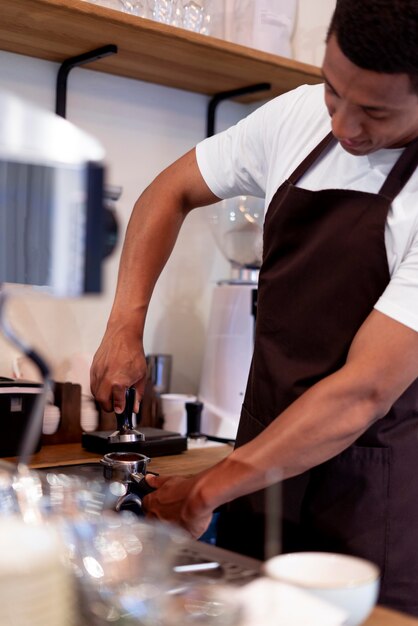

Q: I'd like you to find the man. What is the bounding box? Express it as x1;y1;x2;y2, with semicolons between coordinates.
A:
91;0;418;615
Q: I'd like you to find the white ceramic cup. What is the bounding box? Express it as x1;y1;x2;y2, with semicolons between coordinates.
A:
264;552;380;626
160;393;196;435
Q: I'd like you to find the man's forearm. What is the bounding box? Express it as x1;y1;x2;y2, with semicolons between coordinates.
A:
190;310;418;516
106;149;220;334
107;179;187;334
193;366;381;514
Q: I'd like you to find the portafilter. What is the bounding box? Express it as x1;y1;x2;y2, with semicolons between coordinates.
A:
100;451;157;515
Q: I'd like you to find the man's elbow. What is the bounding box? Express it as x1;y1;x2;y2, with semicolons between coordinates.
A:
358;380;400;427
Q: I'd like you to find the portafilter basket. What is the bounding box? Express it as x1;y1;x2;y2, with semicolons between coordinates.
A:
100;451;151;483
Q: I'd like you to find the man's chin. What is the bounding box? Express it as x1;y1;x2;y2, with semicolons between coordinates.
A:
339;139;372;156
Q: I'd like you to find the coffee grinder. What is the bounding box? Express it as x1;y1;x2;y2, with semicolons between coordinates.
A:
199;196;263;440
82;387;187;455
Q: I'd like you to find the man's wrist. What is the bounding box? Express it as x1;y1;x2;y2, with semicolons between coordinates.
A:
187;457;235;517
105;312;145;340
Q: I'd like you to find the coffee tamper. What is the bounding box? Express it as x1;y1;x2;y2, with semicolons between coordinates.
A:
108;387;145;445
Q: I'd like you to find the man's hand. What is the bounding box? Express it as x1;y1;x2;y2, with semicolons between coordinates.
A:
143;473;214;539
90;323;147;413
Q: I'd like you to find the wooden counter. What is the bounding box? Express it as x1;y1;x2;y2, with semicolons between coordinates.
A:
4;441;232;474
365;607;418;626
3;443;418;626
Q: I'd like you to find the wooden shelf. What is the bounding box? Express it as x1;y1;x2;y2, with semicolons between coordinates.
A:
0;0;322;102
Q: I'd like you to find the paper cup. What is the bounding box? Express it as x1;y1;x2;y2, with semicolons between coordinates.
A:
160;393;196;435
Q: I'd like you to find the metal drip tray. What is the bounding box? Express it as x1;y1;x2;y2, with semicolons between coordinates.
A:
173;542;261;586
37;462;261;586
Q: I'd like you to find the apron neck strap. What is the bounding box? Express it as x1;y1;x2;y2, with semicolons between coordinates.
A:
288;131;418;203
379;137;418;201
287;132;335;185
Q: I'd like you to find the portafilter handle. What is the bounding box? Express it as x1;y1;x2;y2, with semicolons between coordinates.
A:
115;472;158;516
130;471;158;497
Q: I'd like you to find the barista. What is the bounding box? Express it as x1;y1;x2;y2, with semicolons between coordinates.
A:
91;0;418;615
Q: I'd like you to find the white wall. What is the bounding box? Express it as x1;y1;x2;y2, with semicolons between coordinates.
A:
0;0;335;394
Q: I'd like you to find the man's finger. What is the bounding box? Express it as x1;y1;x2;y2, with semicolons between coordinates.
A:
112;384;127;414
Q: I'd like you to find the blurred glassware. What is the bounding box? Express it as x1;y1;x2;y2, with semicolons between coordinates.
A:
180;0;207;33
84;0;121;7
67;513;186;624
118;0;150;16
207;196;264;270
151;0;175;24
84;0;150;15
158;581;243;626
0;462;187;625
82;0;212;33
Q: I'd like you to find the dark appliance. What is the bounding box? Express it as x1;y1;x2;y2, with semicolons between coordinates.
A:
0;377;44;457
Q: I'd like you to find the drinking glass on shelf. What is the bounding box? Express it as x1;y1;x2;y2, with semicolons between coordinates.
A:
84;0;120;8
118;0;150;17
180;0;207;33
82;0;149;14
150;0;175;24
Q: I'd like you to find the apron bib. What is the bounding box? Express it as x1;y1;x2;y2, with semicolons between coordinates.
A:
217;133;418;615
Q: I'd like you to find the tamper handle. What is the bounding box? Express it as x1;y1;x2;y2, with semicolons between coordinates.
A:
116;387;136;431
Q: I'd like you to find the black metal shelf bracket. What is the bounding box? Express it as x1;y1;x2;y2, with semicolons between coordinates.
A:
206;82;271;137
55;44;118;118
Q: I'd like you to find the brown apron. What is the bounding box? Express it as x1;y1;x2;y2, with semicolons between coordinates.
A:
216;132;418;615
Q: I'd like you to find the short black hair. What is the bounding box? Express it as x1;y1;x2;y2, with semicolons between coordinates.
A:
327;0;418;92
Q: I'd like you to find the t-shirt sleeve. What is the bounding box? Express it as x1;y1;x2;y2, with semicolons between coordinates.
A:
195;85;315;200
195;105;268;199
374;230;418;332
195;84;329;202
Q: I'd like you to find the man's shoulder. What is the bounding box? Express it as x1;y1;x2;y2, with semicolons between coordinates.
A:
267;83;326;115
262;83;329;138
262;83;330;157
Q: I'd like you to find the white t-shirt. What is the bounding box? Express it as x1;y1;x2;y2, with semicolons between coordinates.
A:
196;84;418;333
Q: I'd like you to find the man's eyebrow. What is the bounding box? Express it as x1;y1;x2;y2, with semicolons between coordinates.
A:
321;70;389;112
321;70;338;94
